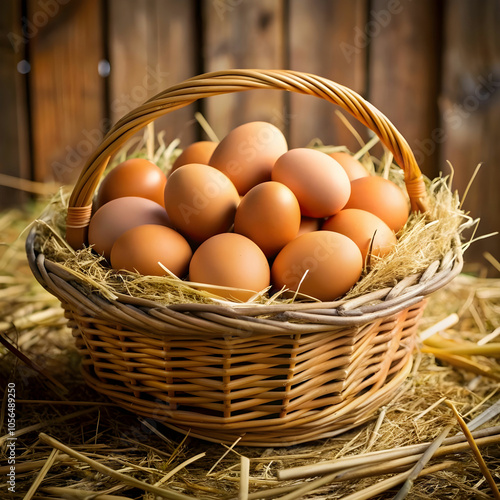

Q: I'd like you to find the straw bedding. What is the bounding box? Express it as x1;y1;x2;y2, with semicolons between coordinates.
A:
1;194;499;499
30;137;469;308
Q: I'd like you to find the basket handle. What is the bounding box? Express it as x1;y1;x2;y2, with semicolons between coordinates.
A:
66;69;427;249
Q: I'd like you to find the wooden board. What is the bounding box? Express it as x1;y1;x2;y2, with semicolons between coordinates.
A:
368;0;441;178
287;0;368;151
440;0;500;271
29;0;105;185
0;0;30;207
108;0;198;149
202;0;286;140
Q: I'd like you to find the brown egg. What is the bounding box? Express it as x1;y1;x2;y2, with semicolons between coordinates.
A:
96;158;167;209
328;152;370;181
209;121;288;195
345;176;410;232
88;196;171;260
297;216;322;236
234;181;301;258
171;141;218;173
164;163;240;244
271;231;363;301
322;209;397;262
189;233;270;301
272;148;351;218
110;224;192;278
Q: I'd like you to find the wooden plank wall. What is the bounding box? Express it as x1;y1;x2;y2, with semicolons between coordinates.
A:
28;0;105;185
2;0;499;268
0;0;31;206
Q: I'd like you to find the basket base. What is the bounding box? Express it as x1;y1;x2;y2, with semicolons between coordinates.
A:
66;298;425;447
82;354;413;446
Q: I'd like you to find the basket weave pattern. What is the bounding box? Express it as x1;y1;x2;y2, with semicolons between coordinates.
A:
67;301;424;445
27;70;463;446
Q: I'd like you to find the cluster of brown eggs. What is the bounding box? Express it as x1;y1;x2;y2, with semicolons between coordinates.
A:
87;121;409;302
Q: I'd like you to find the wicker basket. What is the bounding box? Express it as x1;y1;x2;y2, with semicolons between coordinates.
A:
26;70;464;446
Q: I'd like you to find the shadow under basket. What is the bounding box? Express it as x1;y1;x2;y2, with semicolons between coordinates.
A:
26;69;464;446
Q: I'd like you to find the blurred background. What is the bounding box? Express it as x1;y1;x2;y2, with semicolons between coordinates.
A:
1;0;499;270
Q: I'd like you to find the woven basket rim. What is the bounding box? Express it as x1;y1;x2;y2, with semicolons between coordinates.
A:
26;224;463;332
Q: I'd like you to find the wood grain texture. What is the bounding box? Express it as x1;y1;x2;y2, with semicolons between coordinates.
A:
29;0;105;184
288;0;368;151
0;0;30;207
440;0;500;270
202;0;286;139
108;0;197;148
368;0;441;178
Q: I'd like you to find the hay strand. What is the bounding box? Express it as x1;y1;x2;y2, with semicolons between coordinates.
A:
447;401;500;499
42;487;131;500
239;456;250;500
392;424;453;499
340;461;456;500
419;313;460;341
22;448;59;500
154;452;206;487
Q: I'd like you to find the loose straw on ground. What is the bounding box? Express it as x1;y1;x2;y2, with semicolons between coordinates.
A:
38;433;198;500
340;461;456;500
0;407;97;446
447;401;500;499
207;436;243;476
277;426;500;481
364;405;387;452
239;456;250;500
154;452;206;488
419;313;459;341
42;487;131;500
22;448;59;500
0;330;67;396
392;425;453;500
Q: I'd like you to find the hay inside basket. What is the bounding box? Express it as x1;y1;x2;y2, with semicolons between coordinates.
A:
31;132;472;308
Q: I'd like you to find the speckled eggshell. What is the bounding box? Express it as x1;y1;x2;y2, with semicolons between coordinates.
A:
96;158;167;209
345;176;410;233
110;224;192;278
234;181;301;258
88;196;171;260
322;209;397;262
189;233;270;301
271;231;363;301
209;121;288;195
164;163;240;244
272;148;351;218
